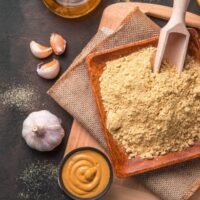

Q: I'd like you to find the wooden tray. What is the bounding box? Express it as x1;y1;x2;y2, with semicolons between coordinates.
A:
86;34;200;177
64;2;200;198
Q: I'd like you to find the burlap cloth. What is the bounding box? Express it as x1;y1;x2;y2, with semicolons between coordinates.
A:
48;9;200;200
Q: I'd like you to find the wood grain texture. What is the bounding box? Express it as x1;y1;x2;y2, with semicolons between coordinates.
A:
65;120;103;154
99;3;200;30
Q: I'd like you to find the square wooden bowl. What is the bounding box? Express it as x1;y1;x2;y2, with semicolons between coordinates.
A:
86;33;200;177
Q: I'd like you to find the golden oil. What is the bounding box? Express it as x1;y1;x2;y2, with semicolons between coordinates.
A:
43;0;101;18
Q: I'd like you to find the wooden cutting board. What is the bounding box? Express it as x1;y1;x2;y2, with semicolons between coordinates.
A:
65;120;160;200
64;3;200;199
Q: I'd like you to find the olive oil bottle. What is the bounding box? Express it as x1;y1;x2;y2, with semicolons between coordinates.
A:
43;0;101;18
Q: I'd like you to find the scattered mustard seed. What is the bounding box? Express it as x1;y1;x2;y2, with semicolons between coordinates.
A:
17;160;65;200
0;84;38;111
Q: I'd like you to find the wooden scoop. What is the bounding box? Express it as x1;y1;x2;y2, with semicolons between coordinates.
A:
154;0;191;73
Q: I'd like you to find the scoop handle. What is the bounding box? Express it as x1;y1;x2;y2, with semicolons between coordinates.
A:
171;0;191;23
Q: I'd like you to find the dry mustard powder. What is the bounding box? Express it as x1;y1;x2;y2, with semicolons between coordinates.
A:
99;47;200;159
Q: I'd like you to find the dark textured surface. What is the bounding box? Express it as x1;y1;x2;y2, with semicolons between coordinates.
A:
0;0;199;200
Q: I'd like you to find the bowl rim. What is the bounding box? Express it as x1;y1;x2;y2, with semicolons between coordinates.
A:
58;146;113;200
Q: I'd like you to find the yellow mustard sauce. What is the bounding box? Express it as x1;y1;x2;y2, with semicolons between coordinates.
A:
61;150;110;198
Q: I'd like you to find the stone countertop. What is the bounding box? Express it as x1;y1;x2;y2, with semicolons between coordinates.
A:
0;1;199;200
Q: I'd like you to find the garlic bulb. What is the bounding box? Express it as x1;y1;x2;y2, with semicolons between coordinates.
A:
37;59;60;79
50;33;66;55
30;41;53;58
22;110;64;151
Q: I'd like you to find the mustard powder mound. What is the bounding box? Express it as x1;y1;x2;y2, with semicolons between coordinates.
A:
99;47;200;159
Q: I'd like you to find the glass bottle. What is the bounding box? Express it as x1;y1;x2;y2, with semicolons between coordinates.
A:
43;0;101;18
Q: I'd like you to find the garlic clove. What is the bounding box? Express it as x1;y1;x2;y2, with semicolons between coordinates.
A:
50;33;66;55
37;59;60;79
30;41;53;58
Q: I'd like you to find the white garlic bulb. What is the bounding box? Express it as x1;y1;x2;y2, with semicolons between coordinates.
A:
22;110;65;151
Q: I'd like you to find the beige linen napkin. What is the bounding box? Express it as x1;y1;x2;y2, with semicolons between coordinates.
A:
48;9;200;200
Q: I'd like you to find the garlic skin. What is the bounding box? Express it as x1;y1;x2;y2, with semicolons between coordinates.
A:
50;33;66;55
22;110;65;152
37;59;60;79
30;41;53;58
